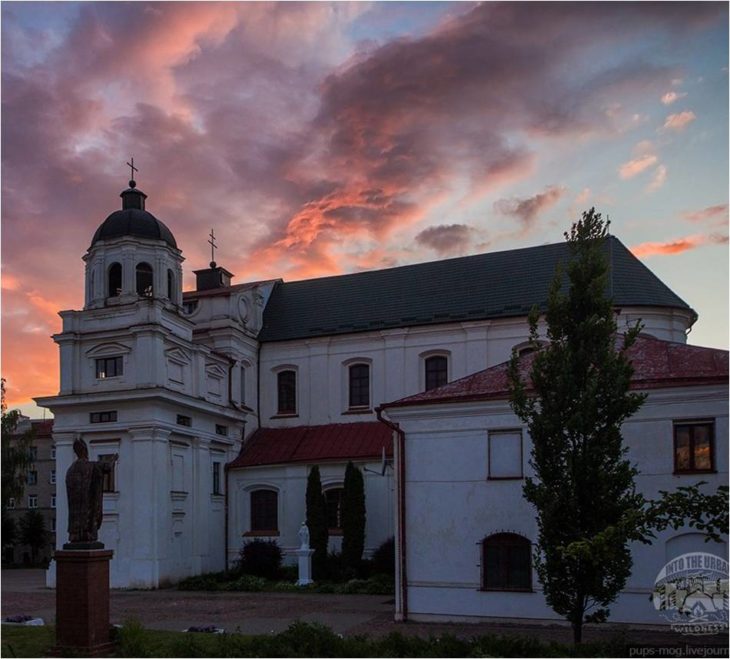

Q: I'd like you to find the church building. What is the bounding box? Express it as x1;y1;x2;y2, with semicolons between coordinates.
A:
38;178;712;597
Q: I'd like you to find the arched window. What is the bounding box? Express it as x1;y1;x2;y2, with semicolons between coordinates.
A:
250;489;278;532
324;487;344;531
348;363;370;409
277;370;296;415
136;262;153;297
424;355;448;391
167;269;175;301
108;263;122;297
482;533;532;591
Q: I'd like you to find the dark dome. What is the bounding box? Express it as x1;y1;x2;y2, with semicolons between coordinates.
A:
90;183;177;248
91;208;177;248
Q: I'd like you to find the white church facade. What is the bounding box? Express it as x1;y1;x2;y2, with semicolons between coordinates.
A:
37;178;725;621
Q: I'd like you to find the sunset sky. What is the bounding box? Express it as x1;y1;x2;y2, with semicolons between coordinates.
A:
2;2;728;417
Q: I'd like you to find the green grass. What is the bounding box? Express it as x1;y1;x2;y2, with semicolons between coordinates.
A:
0;620;639;658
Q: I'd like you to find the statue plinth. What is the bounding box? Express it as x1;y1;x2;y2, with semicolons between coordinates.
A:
295;547;315;586
53;548;114;656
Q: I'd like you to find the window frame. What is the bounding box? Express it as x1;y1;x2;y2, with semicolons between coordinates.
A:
212;461;222;495
276;369;297;416
481;533;533;592
424;355;449;392
99;454;117;493
487;429;524;480
27;470;38;486
28;495;38;509
249;489;279;535
51;495;56;509
324;486;345;533
673;420;715;474
7;497;15;510
90;411;118;424
348;362;371;410
95;356;124;379
50;470;56;485
135;261;154;297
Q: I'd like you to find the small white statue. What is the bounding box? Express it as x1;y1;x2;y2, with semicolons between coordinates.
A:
298;521;310;550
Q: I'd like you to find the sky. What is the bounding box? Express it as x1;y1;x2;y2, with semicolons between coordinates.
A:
2;1;728;418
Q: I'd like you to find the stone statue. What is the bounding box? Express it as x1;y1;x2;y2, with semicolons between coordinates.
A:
65;437;118;547
298;521;310;550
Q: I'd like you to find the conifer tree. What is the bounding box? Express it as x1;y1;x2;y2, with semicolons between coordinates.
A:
305;465;328;579
508;209;646;644
341;461;366;572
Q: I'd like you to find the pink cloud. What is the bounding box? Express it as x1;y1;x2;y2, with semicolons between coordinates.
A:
683;204;729;225
662;110;697;132
630;233;726;258
661;91;687;105
646;164;668;192
619;154;658;179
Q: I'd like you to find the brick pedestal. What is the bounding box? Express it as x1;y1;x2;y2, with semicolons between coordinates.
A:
54;549;114;656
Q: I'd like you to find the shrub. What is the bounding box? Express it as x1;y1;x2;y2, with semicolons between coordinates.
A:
371;536;395;576
222;574;267;592
236;539;282;580
117;618;152;658
177;574;224;591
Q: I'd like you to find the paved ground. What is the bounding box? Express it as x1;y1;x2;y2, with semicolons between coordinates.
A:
2;569;726;648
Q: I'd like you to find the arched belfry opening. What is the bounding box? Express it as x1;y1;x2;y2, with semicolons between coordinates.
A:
136;262;153;297
108;263;122;297
167;269;175;301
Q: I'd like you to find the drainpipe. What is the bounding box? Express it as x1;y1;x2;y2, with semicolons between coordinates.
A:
224;461;230;574
376;406;407;621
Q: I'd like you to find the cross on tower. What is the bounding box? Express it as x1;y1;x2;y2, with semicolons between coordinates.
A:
126;157;139;182
208;228;218;267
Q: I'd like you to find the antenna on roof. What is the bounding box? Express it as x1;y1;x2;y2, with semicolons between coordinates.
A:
363;446;392;476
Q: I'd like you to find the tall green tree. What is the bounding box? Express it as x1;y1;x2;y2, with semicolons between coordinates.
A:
1;379;33;511
305;465;328;580
19;509;47;565
341;461;366;572
508;209;646;644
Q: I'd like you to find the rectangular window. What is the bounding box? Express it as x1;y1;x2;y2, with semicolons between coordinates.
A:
51;518;56;532
425;355;448;391
90;411;117;423
212;461;222;495
176;414;192;427
51;446;56;460
100;454;116;492
50;470;56;485
251;490;278;532
348;364;370;408
28;495;38;509
28;446;37;462
488;430;523;479
277;371;297;415
215;425;228;437
27;470;38;486
51;495;56;509
7;498;15;510
96;356;123;379
674;421;715;473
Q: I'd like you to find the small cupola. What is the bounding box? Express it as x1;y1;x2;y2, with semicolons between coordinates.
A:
120;179;147;211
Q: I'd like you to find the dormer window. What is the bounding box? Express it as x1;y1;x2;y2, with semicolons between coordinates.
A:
136;262;153;297
108;263;122;297
96;356;123;379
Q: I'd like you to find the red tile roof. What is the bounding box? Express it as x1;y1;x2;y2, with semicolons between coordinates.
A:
381;336;729;409
227;421;393;469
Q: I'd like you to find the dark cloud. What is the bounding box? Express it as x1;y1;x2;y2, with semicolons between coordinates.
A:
415;224;477;256
494;186;566;228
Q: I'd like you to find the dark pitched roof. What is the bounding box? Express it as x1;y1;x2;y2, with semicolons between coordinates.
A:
380;336;728;409
258;237;693;342
227;422;393;469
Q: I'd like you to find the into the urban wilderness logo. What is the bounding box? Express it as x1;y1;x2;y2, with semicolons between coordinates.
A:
652;552;728;635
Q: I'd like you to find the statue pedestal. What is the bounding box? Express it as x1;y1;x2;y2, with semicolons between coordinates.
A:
54;548;114;656
295;548;315;586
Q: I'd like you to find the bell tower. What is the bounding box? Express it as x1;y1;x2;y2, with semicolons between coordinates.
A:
36;168;246;588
